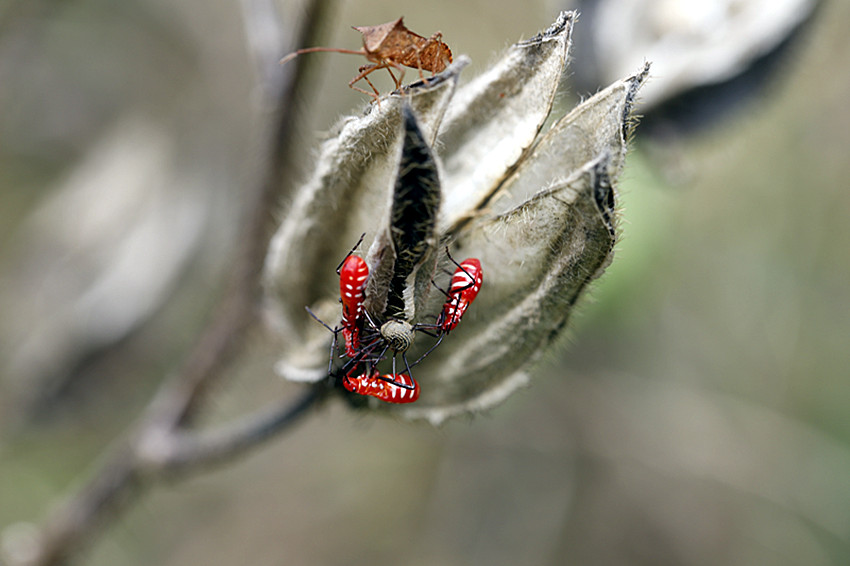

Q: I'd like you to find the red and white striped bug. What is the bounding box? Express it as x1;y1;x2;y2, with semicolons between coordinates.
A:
312;238;483;404
386;255;483;376
339;254;369;357
342;367;420;404
439;258;483;332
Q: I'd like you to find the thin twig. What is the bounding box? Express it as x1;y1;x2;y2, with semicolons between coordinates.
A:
12;2;332;565
139;387;324;475
150;0;334;430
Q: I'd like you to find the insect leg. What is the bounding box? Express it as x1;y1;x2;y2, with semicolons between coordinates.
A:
384;66;401;89
326;333;337;375
407;331;444;369
413;327;440;338
385;61;406;90
401;353;415;382
305;306;341;375
412;48;427;84
375;371;416;391
349;63;384;99
430;32;450;71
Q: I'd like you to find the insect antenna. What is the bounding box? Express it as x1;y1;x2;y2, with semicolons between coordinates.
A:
280;46;367;66
335;232;366;273
443;247;478;290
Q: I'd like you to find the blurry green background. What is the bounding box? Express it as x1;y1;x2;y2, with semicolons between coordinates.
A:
2;0;849;565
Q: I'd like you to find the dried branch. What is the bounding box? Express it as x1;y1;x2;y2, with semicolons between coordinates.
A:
8;2;332;565
137;387;323;475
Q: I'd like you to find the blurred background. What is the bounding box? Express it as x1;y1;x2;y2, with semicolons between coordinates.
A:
2;0;849;565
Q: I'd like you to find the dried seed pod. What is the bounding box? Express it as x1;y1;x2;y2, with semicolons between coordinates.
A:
366;104;442;323
263;61;466;382
264;13;650;422
438;11;575;230
571;0;820;135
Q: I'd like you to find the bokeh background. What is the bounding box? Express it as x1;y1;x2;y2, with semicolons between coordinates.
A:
2;0;849;565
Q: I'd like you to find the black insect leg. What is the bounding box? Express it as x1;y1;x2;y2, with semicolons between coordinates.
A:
335;233;367;273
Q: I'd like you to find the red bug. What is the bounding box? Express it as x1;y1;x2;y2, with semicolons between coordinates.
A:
392;256;483;376
440;258;483;332
315;239;483;405
339;254;369;358
342;367;420;404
